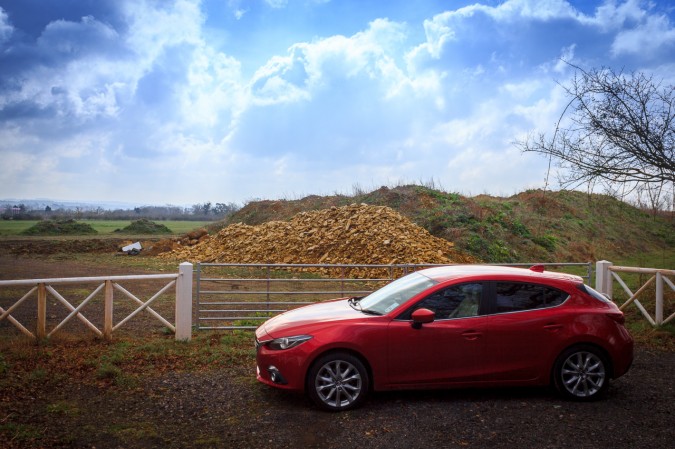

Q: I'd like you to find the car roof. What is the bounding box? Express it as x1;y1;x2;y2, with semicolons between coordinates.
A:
417;264;584;284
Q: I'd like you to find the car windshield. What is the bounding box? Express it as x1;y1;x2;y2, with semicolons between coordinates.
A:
359;272;437;315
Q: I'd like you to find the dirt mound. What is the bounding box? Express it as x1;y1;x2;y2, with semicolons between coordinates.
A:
114;219;172;235
21;219;98;236
142;228;209;256
0;238;125;255
159;204;474;269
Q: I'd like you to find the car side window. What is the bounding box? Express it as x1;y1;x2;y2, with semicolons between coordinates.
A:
397;283;482;320
495;282;568;313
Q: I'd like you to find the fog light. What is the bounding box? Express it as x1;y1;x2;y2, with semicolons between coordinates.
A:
267;365;288;385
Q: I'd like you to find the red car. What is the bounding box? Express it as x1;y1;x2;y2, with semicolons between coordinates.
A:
255;265;633;411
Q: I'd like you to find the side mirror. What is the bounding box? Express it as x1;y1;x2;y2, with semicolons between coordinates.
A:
411;308;435;329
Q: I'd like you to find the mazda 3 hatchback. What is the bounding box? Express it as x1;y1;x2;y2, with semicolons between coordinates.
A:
255;265;633;411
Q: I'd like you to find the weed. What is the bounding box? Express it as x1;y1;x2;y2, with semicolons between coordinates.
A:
195;436;223;446
0;422;44;443
109;422;160;443
532;235;558;251
28;367;47;381
46;400;80;416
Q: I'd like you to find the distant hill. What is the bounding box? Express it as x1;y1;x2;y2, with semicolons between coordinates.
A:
0;198;147;212
217;185;674;265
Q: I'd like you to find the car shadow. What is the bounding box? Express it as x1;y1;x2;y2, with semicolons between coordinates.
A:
370;385;553;405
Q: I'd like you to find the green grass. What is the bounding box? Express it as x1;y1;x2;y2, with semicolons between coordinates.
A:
0;220;213;236
613;249;675;270
0;220;39;235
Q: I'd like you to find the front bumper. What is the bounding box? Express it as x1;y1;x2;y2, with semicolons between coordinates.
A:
255;336;310;391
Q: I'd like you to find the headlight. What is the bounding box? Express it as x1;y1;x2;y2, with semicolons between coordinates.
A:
267;335;312;350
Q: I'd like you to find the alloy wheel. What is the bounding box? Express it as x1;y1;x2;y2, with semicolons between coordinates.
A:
314;359;363;409
560;350;606;398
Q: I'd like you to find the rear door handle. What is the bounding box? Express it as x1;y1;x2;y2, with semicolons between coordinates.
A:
543;324;563;332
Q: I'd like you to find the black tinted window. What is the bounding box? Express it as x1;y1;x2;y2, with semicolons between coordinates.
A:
495;282;568;313
398;283;482;320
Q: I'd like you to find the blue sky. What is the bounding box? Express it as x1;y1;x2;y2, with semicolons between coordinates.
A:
1;0;674;206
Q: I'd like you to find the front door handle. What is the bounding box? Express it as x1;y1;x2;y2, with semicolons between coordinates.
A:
461;330;482;340
543;323;563;332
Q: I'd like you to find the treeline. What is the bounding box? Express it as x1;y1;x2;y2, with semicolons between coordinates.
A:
1;202;240;221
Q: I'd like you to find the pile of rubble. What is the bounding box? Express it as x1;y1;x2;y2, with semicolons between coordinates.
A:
158;204;473;270
142;228;209;256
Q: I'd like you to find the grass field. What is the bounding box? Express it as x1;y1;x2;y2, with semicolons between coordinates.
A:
0;220;214;236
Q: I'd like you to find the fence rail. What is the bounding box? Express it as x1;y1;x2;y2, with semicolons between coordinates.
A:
196;262;593;330
0;263;193;340
596;261;674;326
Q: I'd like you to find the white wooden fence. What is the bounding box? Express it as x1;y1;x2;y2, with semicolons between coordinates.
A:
596;260;674;326
0;262;193;341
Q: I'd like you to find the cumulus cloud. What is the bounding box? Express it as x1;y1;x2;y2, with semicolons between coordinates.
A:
413;0;587;61
249;18;413;106
593;0;647;31
611;13;675;56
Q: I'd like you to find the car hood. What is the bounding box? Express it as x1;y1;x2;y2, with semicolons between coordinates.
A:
258;298;365;339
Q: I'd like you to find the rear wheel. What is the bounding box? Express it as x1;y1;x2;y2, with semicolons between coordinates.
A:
307;352;369;411
553;345;610;401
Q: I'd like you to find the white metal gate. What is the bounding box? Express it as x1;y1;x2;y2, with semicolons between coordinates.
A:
195;262;592;330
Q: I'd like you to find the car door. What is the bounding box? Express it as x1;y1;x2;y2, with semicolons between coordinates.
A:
483;281;571;382
386;282;489;386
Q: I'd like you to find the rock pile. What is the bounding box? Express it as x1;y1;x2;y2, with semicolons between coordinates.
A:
158;204;473;271
142;228;209;256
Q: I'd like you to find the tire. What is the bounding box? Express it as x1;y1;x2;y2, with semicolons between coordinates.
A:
553;345;610;401
307;352;369;411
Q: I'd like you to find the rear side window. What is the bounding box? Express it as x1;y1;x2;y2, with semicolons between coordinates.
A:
578;284;613;303
495;282;569;313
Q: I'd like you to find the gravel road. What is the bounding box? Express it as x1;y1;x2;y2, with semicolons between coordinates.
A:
6;346;670;449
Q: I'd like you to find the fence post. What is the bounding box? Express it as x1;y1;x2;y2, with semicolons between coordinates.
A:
175;262;193;341
595;260;613;298
655;272;663;326
37;283;47;339
104;280;113;340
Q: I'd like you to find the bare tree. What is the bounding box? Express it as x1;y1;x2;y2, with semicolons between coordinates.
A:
518;63;674;190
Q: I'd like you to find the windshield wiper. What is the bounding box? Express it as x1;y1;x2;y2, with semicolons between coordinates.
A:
348;296;363;311
348;296;380;315
360;308;383;316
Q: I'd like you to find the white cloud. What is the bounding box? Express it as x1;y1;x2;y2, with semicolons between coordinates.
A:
554;44;576;72
490;0;583;22
181;46;247;128
611;13;675;56
265;0;289;8
123;0;203;57
593;0;646;31
414;0;587;60
248;18;414;105
0;7;14;43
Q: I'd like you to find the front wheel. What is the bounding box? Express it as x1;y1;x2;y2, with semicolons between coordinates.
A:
307;352;369;411
553;345;610;401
